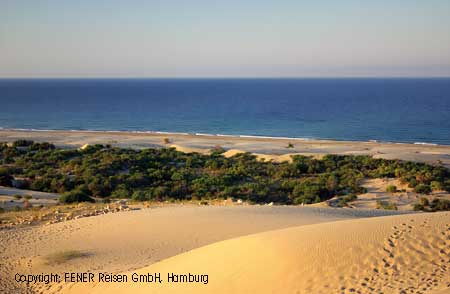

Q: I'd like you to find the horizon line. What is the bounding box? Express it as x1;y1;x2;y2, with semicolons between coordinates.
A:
1;76;450;80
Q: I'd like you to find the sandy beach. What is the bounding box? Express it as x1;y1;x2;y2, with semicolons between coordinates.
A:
1;129;449;168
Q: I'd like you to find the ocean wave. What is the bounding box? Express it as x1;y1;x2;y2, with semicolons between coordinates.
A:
413;142;438;146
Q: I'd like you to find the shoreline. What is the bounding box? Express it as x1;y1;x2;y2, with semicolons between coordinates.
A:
0;127;445;146
0;127;450;147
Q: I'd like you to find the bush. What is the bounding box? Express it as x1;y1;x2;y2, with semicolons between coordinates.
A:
413;203;424;211
13;140;34;147
0;174;13;186
414;184;432;194
110;185;131;198
337;194;357;207
429;198;450;211
430;181;443;191
13;195;22;200
376;200;397;210
418;197;429;206
414;197;450;212
386;185;397;193
131;190;149;201
59;190;95;204
210;145;226;156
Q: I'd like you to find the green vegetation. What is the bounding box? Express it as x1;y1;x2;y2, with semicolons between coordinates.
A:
376;200;398;210
0;140;449;207
386;185;397;193
414;183;432;194
59;189;95;204
337;194;358;207
430;181;443;191
413;197;450;212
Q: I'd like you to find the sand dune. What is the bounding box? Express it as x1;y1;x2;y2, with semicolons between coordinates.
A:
169;144;209;154
2;206;402;293
57;212;450;294
223;149;322;163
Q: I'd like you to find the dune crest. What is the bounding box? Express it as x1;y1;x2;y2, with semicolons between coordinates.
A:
58;212;450;294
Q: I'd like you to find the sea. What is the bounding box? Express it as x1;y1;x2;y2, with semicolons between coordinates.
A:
0;78;449;145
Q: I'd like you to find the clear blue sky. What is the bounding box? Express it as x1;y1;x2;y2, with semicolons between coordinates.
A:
1;0;450;77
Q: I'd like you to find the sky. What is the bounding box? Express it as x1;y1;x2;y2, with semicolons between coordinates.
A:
1;0;450;78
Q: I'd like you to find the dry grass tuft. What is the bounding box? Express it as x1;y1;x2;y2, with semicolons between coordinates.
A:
45;250;90;264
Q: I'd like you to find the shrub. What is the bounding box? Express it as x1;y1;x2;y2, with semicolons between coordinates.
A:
12;140;34;147
386;185;397;193
286;142;294;148
430;181;443;191
163;138;170;144
337;194;357;207
418;197;429;206
376;200;398;210
414;184;431;194
13;195;22;200
110;185;131;198
131;190;149;201
414;197;450;212
429;198;450;211
0;174;13;186
59;190;95;204
24;195;32;200
210;145;226;156
413;203;424;211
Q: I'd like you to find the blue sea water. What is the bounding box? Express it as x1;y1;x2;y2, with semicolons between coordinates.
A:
0;78;449;145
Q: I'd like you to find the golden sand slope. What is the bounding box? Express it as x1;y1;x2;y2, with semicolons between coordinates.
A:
4;206;386;293
223;149;322;163
59;212;450;294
